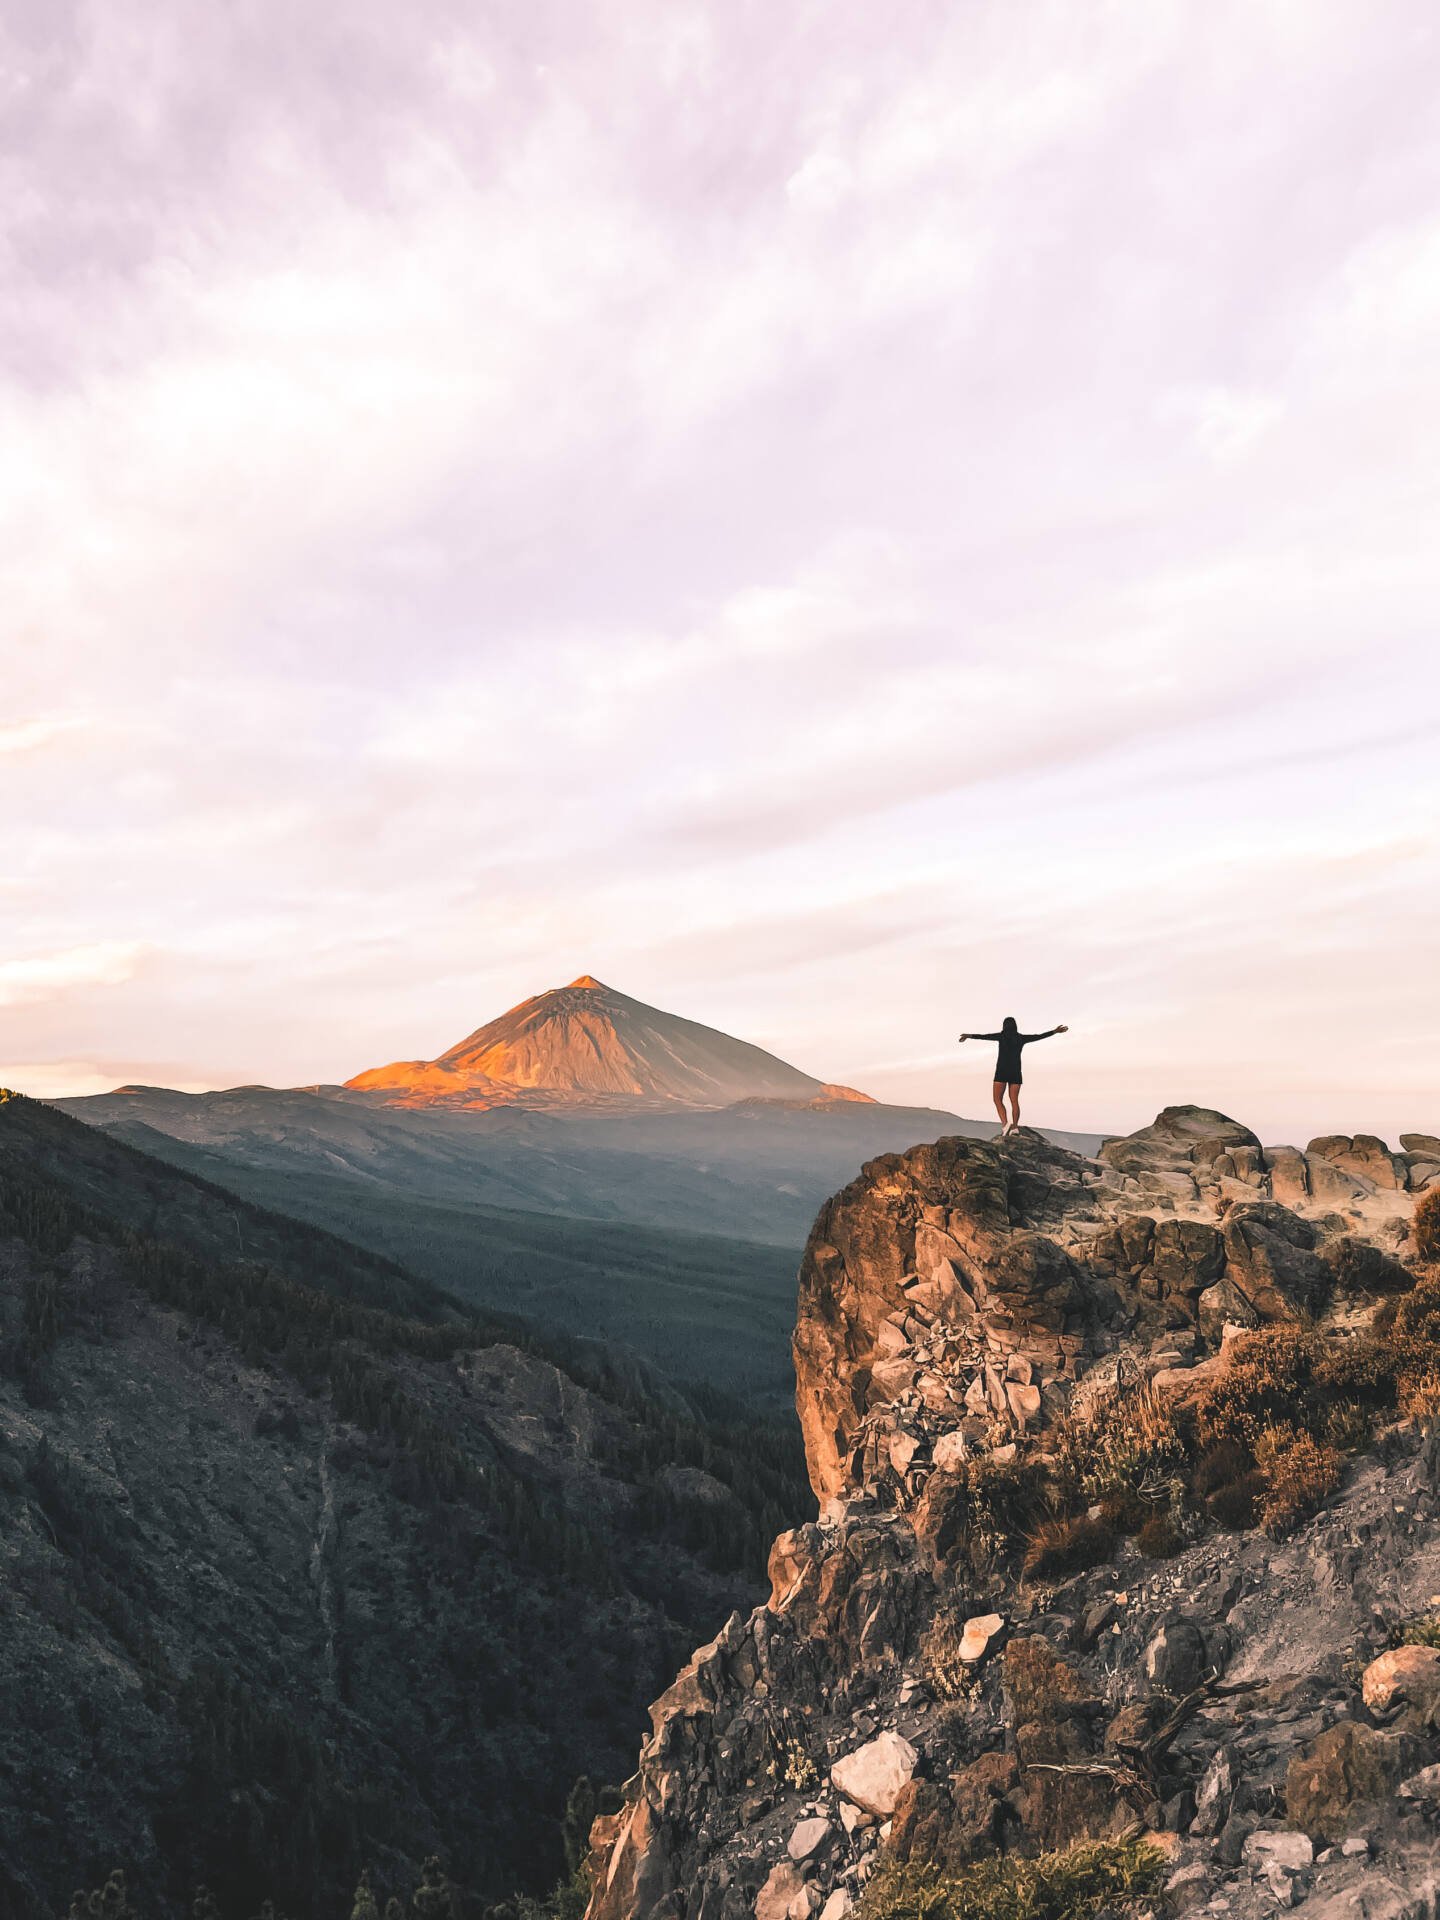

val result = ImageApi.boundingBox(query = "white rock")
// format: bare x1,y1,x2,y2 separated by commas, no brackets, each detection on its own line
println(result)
959,1612,1006,1663
788,1816,832,1863
838,1801,873,1835
932,1429,968,1473
1400,1763,1440,1801
755,1863,807,1920
818,1894,853,1920
830,1731,919,1816
1242,1830,1314,1872
1340,1835,1373,1856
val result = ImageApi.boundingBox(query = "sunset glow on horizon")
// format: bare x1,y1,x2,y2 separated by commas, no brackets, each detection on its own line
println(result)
3,1,1439,1146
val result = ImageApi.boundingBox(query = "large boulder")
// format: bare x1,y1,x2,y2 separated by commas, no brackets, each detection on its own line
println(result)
1099,1107,1260,1178
1308,1134,1405,1191
1361,1644,1440,1718
1286,1721,1421,1843
1220,1203,1328,1322
830,1731,918,1815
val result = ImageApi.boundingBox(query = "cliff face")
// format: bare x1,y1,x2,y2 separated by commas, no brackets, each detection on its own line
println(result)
586,1108,1440,1920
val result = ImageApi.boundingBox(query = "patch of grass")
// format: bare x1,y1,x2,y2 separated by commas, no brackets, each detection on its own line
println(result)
1022,1513,1115,1582
1393,1612,1440,1651
858,1836,1165,1920
921,1611,982,1702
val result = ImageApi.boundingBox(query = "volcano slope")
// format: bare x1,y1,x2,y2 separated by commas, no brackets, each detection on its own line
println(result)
584,1106,1440,1920
0,1093,807,1920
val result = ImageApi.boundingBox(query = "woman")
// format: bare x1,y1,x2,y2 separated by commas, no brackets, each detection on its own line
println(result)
958,1016,1069,1136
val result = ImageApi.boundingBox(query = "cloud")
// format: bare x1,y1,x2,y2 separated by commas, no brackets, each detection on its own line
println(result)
0,942,145,1007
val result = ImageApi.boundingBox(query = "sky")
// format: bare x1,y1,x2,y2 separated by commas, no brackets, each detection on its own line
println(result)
3,0,1439,1146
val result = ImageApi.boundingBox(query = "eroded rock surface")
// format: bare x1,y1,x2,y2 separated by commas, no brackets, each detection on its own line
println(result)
585,1108,1440,1920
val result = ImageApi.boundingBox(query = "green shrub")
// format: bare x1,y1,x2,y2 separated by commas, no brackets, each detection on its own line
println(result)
857,1835,1165,1920
1392,1612,1440,1650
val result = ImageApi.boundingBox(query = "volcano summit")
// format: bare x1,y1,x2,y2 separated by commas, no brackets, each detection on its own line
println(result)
344,976,873,1110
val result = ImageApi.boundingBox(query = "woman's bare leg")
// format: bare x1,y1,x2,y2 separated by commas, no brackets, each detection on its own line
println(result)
1007,1084,1021,1131
992,1081,1007,1128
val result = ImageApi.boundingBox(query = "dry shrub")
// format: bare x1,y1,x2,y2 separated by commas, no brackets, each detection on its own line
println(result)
1096,1488,1149,1535
1055,1385,1188,1515
1416,1189,1440,1262
1194,1327,1316,1448
1135,1509,1184,1558
1326,1236,1411,1295
1254,1424,1343,1536
1022,1512,1115,1582
1205,1473,1265,1530
1399,1365,1440,1421
1190,1439,1251,1500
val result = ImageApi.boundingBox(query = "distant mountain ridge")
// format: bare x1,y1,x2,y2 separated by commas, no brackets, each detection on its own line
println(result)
344,975,874,1109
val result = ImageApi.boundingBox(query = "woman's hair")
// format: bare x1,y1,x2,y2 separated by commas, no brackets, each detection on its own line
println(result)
1001,1015,1018,1032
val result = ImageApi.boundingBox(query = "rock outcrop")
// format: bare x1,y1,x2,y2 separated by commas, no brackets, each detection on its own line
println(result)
585,1106,1440,1920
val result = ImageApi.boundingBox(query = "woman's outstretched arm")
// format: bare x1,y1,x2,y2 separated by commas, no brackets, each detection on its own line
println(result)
1021,1025,1069,1043
960,1031,1003,1042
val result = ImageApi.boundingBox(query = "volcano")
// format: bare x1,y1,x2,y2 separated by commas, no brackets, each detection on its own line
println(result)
344,975,874,1109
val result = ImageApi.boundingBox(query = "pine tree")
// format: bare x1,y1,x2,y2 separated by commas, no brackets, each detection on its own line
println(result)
351,1871,383,1920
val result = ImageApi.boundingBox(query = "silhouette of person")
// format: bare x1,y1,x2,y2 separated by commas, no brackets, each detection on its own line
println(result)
958,1016,1069,1136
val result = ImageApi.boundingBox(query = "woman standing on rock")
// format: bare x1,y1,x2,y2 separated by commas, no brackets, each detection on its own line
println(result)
958,1016,1068,1136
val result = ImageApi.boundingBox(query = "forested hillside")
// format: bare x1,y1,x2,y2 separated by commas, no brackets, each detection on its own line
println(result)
0,1094,807,1919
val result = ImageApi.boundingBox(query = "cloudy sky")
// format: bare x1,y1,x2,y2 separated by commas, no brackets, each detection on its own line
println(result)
3,0,1438,1144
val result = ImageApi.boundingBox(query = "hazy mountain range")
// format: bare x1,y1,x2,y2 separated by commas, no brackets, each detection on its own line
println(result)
56,979,1101,1405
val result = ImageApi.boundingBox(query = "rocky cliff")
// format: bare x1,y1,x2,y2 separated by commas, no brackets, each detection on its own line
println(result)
585,1107,1440,1920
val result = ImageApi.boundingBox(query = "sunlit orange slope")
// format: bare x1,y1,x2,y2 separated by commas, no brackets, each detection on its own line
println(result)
345,975,875,1110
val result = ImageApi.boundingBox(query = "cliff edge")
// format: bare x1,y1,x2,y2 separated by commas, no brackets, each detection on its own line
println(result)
586,1106,1440,1920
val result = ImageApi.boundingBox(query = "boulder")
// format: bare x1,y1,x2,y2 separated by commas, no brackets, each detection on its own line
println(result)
1243,1830,1313,1872
1191,1743,1237,1837
931,1430,968,1474
817,1894,852,1920
1145,1219,1225,1305
1402,1133,1440,1159
787,1816,832,1863
886,1753,1018,1867
959,1613,1006,1663
1099,1107,1260,1177
1263,1145,1310,1208
1142,1616,1211,1697
1285,1720,1420,1843
756,1862,810,1920
1360,1643,1440,1716
1220,1203,1328,1321
1308,1134,1404,1190
831,1731,919,1816
1197,1275,1261,1346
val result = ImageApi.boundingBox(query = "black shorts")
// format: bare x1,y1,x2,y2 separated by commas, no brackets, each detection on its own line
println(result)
994,1072,1022,1087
